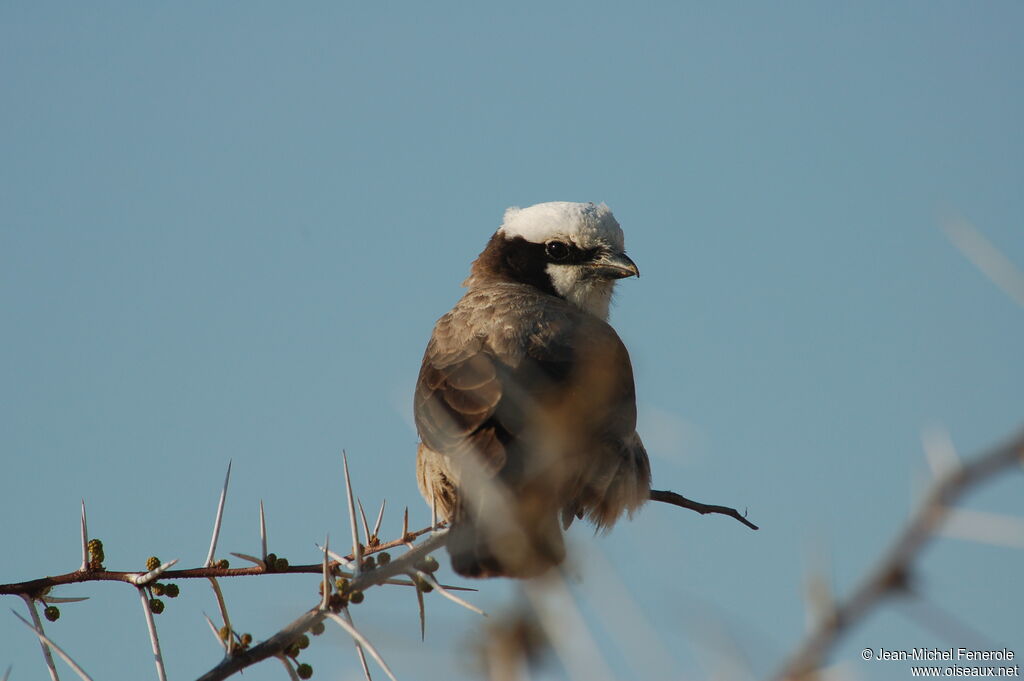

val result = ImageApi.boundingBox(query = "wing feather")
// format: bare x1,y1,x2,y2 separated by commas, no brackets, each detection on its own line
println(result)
414,285,641,496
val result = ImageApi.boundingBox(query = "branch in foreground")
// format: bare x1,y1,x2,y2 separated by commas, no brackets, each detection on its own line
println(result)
195,531,450,681
773,427,1024,681
649,489,759,530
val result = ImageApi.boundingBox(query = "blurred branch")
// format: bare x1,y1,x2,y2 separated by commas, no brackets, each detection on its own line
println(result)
773,426,1024,681
944,217,1024,307
650,489,759,530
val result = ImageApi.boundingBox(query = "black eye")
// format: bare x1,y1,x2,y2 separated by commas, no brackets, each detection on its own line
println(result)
545,240,570,261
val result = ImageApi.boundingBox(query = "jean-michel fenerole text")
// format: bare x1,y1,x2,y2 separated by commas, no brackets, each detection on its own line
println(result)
873,648,1015,662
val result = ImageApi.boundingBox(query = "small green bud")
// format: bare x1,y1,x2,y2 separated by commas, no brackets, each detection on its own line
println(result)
44,606,60,622
362,555,376,570
219,626,231,641
217,558,230,569
417,577,434,593
146,556,160,571
286,643,300,658
275,557,289,571
421,555,439,573
297,663,313,679
151,583,165,596
240,633,253,647
377,551,391,566
348,590,364,604
87,539,104,567
310,621,326,636
165,583,180,598
149,598,165,614
297,634,310,649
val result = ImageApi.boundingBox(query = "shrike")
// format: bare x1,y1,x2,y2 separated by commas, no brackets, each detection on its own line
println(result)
414,201,650,577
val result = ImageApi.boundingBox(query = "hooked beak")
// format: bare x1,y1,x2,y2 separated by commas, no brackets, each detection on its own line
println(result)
587,251,639,280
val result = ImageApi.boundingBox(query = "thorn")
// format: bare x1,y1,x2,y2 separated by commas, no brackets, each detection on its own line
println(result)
342,451,363,576
203,613,227,651
131,559,179,586
276,654,302,681
259,499,268,563
40,596,90,605
80,499,89,572
316,542,356,571
412,570,485,616
13,607,94,681
373,499,387,540
19,595,58,680
357,498,373,546
205,461,233,567
321,535,331,611
326,611,398,681
230,552,264,566
208,577,234,657
138,588,168,681
415,580,426,641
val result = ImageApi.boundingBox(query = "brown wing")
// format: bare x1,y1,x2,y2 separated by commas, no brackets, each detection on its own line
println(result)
414,286,638,482
415,338,508,473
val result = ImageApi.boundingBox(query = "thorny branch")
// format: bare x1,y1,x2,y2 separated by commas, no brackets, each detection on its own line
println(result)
773,427,1024,681
0,524,441,597
195,532,450,681
1,448,760,681
0,487,755,598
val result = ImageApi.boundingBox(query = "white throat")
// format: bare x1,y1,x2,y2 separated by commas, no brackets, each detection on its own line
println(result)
546,264,614,319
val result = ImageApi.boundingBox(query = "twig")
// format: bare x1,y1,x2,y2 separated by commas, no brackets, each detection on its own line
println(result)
649,489,759,530
772,427,1024,680
196,609,326,681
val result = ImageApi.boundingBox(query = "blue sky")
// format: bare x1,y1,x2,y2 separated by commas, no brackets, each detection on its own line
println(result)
2,3,1021,680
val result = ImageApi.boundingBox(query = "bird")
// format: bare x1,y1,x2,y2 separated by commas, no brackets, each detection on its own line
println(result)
414,201,651,578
